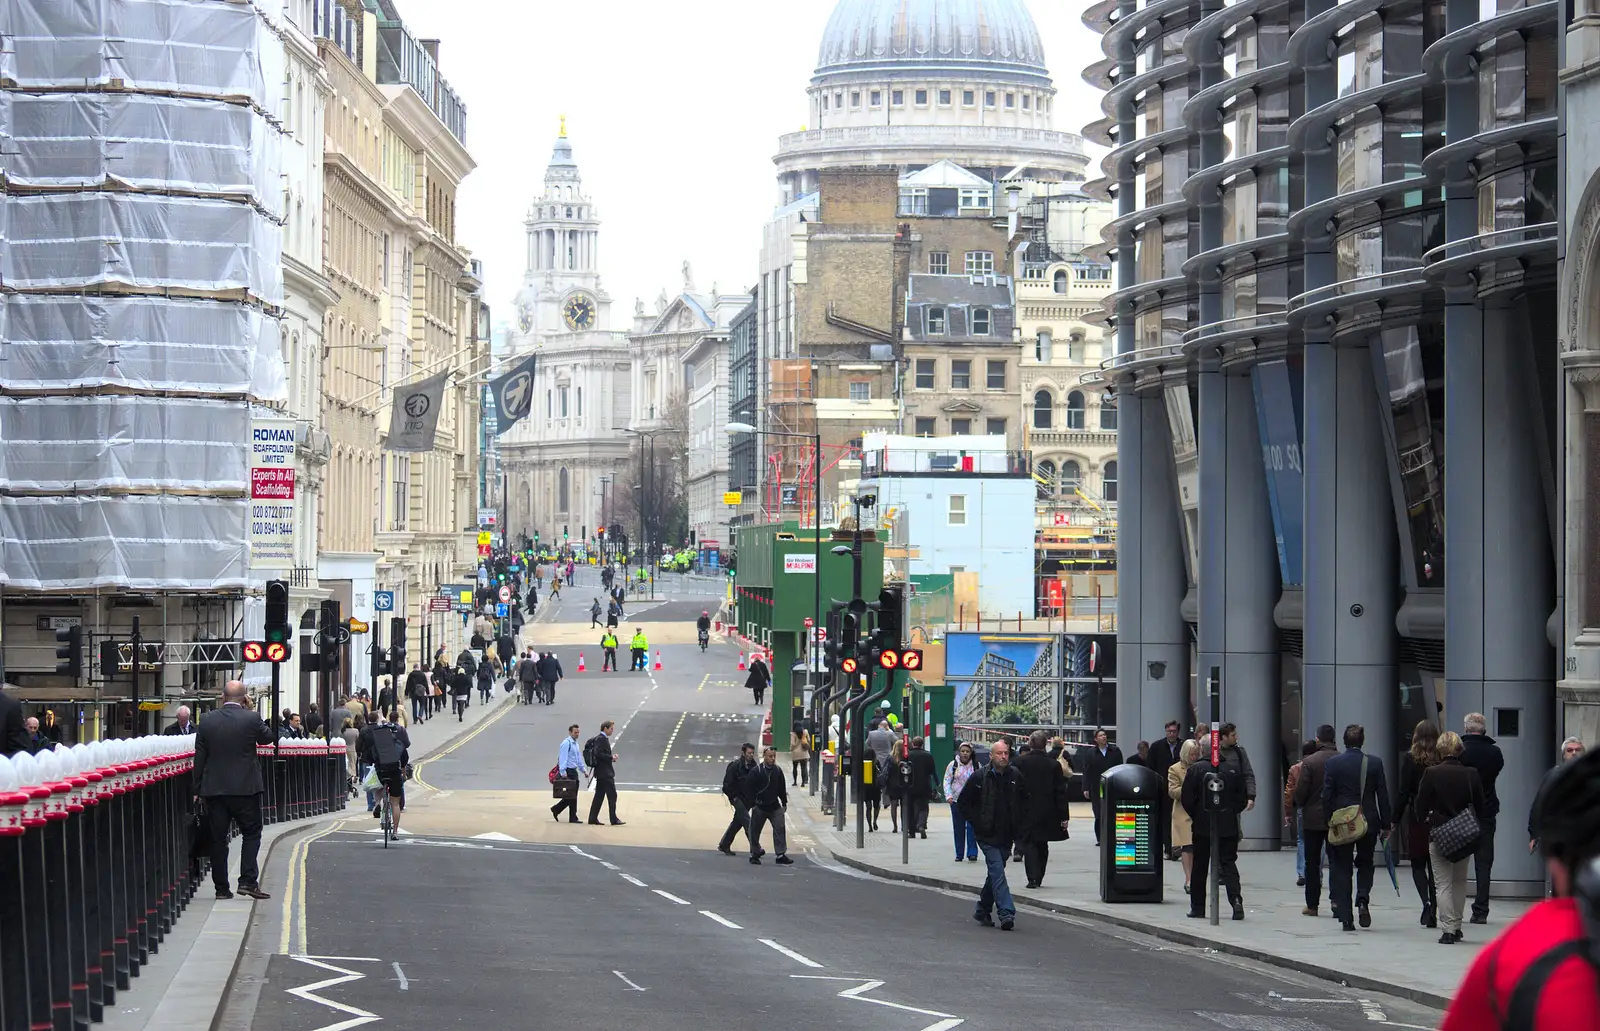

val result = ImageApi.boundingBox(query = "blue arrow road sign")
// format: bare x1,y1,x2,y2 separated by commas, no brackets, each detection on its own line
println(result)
374,591,394,612
496,603,509,618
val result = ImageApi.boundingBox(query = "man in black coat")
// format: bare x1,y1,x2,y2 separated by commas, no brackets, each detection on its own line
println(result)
743,747,792,865
1078,727,1124,846
905,736,939,837
405,664,430,724
716,743,757,855
0,686,28,758
1148,720,1184,857
1182,746,1250,920
193,680,274,900
164,705,198,736
957,738,1030,930
1320,723,1392,931
1458,711,1504,924
586,720,624,825
537,652,564,706
1015,730,1071,888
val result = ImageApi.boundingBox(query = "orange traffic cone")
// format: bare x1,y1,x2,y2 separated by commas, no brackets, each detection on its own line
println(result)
577,652,586,672
737,651,746,671
653,650,662,671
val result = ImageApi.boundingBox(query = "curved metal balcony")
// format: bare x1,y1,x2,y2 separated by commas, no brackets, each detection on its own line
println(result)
1083,0,1122,35
1181,311,1291,354
1082,176,1116,204
1103,196,1189,239
1104,125,1192,181
1180,232,1292,282
1182,64,1293,131
1421,222,1558,281
1095,340,1194,391
1420,2,1557,82
1185,0,1299,63
1103,59,1192,122
1287,0,1389,69
1083,239,1117,265
1418,117,1559,180
1083,56,1121,92
1102,0,1194,56
1288,266,1428,327
1286,176,1432,242
1083,116,1120,149
1103,274,1190,314
1288,75,1429,154
1182,145,1292,206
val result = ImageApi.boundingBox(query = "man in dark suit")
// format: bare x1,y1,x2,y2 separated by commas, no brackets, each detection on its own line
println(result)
906,736,939,837
193,680,274,900
1182,744,1250,920
0,686,30,757
1148,720,1184,858
1015,730,1071,888
1321,723,1392,932
163,705,197,735
1078,727,1125,846
586,720,624,825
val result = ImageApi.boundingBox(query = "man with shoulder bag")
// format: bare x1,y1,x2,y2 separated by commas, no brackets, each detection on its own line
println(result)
1321,724,1392,932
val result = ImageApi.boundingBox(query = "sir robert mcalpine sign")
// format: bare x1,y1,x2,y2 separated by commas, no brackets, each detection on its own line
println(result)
250,416,297,567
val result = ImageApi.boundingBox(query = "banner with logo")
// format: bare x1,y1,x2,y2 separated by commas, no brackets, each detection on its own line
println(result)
490,353,537,435
385,370,450,452
249,415,297,567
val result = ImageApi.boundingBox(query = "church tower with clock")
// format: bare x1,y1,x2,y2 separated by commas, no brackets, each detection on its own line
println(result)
499,120,632,550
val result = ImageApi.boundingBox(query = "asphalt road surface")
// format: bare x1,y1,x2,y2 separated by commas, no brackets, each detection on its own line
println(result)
225,575,1444,1031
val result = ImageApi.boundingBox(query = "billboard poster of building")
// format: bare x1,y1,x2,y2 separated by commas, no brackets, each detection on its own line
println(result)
946,631,1117,732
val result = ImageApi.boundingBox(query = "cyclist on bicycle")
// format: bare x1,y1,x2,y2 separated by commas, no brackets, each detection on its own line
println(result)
358,713,411,836
696,610,711,651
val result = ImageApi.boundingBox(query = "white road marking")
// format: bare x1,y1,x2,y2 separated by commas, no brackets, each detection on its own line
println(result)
286,956,381,1031
620,874,648,887
612,970,647,992
653,890,691,905
1266,995,1357,1004
568,844,601,860
600,861,620,870
391,962,408,990
699,910,742,929
471,832,519,842
759,939,823,968
791,975,962,1029
1359,999,1388,1022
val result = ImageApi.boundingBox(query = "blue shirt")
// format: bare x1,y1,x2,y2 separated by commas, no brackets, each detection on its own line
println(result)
558,735,588,776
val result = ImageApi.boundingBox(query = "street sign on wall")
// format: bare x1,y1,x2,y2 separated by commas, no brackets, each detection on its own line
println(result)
374,591,395,612
249,416,297,567
723,491,742,505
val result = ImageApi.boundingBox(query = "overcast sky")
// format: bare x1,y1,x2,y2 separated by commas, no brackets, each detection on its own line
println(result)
393,0,1106,328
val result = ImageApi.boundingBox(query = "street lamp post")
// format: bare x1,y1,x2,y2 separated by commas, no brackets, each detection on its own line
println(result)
726,422,822,751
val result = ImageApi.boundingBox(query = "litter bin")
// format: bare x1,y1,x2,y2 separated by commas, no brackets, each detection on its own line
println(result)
821,752,836,812
1099,764,1165,903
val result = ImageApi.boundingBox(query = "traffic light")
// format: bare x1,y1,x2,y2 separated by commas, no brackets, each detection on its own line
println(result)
54,624,83,678
319,599,341,671
265,579,291,645
563,524,569,540
389,617,407,673
876,585,904,649
370,644,390,678
533,529,540,542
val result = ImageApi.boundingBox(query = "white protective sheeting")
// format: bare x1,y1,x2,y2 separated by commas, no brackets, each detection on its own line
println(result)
0,397,250,491
0,92,285,220
0,496,249,591
2,192,284,302
0,295,286,399
0,0,285,120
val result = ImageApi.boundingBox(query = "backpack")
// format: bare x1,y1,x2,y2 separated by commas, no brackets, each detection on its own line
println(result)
583,734,601,769
370,724,402,766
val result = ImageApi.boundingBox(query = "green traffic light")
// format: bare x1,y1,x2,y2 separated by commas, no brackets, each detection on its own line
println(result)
265,627,288,645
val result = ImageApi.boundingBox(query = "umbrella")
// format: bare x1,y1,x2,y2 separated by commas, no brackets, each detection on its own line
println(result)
1380,834,1401,895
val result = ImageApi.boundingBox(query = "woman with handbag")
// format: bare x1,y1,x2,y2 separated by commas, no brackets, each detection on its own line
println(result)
1169,739,1198,893
1395,720,1443,927
1415,730,1487,945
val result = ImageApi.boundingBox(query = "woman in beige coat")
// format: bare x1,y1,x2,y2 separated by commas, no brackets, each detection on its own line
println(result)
1169,738,1200,893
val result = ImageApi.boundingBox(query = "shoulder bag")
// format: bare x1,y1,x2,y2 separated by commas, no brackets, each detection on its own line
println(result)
1327,755,1369,846
1431,804,1482,863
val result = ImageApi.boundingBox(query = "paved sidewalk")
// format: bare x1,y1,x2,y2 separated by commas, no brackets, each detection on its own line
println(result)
792,786,1528,1008
98,687,515,1031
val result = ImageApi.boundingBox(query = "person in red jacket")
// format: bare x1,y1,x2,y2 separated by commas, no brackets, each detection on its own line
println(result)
1441,746,1599,1029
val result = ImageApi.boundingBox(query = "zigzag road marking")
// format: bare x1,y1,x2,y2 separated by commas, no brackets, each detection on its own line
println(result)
792,974,965,1031
287,956,383,1031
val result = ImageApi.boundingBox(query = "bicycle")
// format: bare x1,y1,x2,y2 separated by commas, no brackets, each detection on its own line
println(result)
699,628,709,653
377,782,395,847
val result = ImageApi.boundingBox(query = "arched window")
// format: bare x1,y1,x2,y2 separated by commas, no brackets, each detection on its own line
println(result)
1103,461,1118,502
1099,396,1118,430
1036,459,1056,500
1063,460,1083,489
1033,389,1054,429
1066,391,1086,429
1053,269,1068,294
558,467,570,513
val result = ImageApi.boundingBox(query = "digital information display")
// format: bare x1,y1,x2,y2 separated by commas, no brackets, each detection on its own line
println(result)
1112,800,1155,871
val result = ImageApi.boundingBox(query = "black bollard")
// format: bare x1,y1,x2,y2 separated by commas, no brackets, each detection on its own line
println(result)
19,786,60,1031
80,766,107,1021
0,789,36,1031
41,783,78,1031
58,772,92,1031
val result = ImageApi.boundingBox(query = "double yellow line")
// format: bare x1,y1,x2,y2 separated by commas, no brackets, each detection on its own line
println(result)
278,818,347,955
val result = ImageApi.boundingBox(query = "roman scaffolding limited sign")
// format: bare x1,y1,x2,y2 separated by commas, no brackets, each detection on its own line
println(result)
250,416,297,567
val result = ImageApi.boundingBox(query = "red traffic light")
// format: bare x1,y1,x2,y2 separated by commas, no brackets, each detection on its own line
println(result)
878,649,900,670
242,641,265,663
900,649,923,671
840,657,858,674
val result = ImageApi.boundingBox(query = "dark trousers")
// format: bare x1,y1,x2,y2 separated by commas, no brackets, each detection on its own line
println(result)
1328,831,1378,920
908,796,929,834
791,761,807,786
1303,828,1329,909
717,803,750,851
207,794,263,892
411,696,424,723
1091,793,1103,843
752,684,765,705
603,648,617,670
543,679,557,705
631,648,645,670
1471,818,1496,918
551,768,581,822
1023,838,1050,886
1190,834,1242,913
588,774,619,823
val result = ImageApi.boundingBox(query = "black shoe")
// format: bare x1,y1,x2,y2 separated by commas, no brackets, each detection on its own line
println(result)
568,818,580,824
588,819,603,825
775,855,794,866
718,847,736,856
215,889,235,900
1438,932,1456,944
237,885,270,900
967,856,978,862
749,856,761,864
1232,900,1245,921
610,820,626,826
551,806,562,822
1024,881,1041,889
1469,913,1488,925
999,919,1014,931
955,857,966,863
974,912,994,927
1358,904,1371,928
920,832,927,839
1296,877,1306,887
1186,910,1205,919
1342,920,1356,932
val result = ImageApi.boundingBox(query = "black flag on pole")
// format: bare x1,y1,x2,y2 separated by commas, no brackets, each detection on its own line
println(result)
490,353,538,435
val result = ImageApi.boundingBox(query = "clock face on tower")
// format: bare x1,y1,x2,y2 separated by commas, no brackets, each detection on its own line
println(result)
563,294,596,331
516,302,535,335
